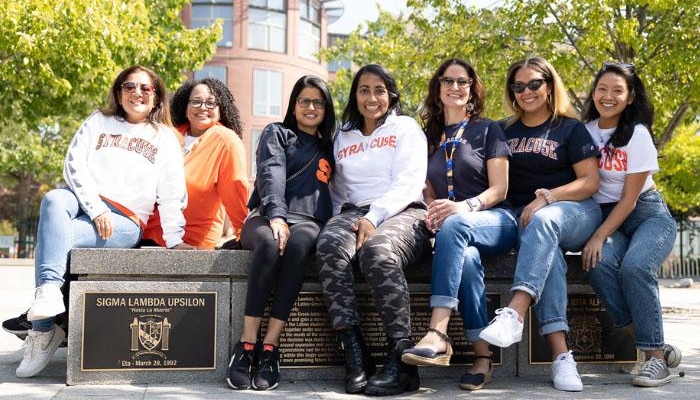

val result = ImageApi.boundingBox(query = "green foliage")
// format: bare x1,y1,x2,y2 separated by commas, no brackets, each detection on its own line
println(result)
322,0,699,212
657,124,700,216
0,0,221,248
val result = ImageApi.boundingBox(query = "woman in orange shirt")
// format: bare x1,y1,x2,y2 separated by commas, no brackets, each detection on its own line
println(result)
142,77,250,248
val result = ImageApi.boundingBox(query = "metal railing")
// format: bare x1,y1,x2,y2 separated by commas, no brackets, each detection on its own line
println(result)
660,257,700,279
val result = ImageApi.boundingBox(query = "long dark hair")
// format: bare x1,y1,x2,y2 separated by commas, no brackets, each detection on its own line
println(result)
283,75,335,149
170,77,244,136
101,65,170,127
420,58,485,155
582,62,653,147
341,64,402,132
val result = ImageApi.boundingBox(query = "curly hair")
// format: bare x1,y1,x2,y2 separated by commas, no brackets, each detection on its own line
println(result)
420,58,486,155
582,62,654,148
101,65,170,127
170,77,243,137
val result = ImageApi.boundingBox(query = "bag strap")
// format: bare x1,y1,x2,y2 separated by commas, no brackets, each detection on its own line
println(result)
286,148,321,182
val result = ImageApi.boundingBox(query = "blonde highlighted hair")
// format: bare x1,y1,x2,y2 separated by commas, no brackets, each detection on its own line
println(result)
502,56,578,127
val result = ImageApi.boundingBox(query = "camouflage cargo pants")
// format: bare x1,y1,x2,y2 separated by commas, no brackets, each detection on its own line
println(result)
316,204,431,339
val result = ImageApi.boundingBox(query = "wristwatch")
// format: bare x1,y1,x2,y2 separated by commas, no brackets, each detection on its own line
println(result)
466,197,483,211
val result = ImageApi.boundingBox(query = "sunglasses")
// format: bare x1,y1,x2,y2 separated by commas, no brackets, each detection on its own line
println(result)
188,99,218,109
602,61,636,72
121,81,155,94
510,79,547,94
439,77,473,88
297,98,326,109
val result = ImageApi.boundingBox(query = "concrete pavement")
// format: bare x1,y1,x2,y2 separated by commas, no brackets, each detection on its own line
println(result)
1,261,698,399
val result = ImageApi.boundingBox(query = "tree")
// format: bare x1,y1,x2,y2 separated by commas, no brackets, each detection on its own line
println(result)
656,124,700,217
322,0,699,213
0,0,221,255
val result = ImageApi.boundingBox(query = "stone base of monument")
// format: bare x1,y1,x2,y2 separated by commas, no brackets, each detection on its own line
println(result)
66,249,636,385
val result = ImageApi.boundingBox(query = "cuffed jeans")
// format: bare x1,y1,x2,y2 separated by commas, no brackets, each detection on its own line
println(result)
512,198,601,336
586,190,676,350
430,207,518,341
33,188,141,331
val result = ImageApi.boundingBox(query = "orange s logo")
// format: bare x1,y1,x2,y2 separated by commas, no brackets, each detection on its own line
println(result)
316,158,331,184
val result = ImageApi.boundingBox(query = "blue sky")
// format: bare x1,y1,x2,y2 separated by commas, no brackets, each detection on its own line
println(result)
328,0,499,34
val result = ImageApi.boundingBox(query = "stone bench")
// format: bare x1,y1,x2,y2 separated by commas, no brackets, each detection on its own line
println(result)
66,248,636,385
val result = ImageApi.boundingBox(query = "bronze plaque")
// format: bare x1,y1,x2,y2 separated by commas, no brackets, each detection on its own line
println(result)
265,291,501,367
529,293,636,364
81,292,217,371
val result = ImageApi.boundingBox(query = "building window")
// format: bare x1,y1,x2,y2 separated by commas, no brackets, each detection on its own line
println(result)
298,0,321,61
248,0,286,53
191,0,233,47
250,128,263,177
194,65,228,84
253,69,282,117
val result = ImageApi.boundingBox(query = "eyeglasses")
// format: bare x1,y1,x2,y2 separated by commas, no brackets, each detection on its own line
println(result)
296,98,326,109
510,79,547,94
602,61,636,72
121,82,155,95
188,99,218,109
439,77,473,88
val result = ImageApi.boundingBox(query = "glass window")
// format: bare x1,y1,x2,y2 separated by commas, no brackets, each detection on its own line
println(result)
248,1,286,53
298,0,321,60
191,0,233,47
253,69,282,117
193,65,227,84
250,128,263,177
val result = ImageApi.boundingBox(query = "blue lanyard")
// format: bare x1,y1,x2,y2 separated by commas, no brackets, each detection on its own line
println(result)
440,119,469,201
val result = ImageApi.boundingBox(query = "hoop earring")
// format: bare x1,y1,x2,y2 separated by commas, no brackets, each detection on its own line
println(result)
466,102,475,113
512,99,520,111
547,94,553,112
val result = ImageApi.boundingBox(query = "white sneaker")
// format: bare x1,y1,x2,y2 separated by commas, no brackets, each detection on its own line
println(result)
27,284,65,321
16,325,66,378
478,307,523,348
551,351,583,391
663,343,682,368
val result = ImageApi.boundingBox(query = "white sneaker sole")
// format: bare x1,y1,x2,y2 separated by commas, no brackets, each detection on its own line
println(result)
478,329,522,348
16,327,66,378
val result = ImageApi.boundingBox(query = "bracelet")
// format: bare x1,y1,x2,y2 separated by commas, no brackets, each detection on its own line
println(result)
270,219,288,228
466,197,483,212
535,188,557,205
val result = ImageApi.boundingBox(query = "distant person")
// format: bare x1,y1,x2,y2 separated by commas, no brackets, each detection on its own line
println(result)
13,65,190,379
141,77,249,249
226,75,335,391
400,59,517,391
478,57,601,392
581,61,681,387
316,64,432,396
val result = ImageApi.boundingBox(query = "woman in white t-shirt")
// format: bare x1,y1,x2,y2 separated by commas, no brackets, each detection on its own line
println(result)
581,61,680,388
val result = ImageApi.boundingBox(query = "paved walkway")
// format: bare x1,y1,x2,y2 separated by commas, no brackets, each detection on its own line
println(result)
1,262,698,399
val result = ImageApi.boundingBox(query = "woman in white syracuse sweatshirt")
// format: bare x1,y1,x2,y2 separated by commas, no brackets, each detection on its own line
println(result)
315,64,432,396
14,65,190,379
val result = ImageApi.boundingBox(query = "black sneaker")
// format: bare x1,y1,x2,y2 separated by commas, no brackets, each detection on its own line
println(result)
253,344,280,391
227,341,257,390
3,311,68,347
3,311,32,339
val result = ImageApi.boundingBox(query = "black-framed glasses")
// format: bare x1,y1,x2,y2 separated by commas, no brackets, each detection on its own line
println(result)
510,79,547,94
439,77,473,88
121,81,155,95
602,61,636,72
296,98,326,109
188,99,218,109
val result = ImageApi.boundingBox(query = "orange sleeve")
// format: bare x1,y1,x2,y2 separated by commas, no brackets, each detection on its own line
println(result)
216,133,250,237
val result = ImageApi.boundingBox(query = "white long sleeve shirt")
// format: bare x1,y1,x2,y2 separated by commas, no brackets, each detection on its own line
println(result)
330,112,427,226
63,111,187,247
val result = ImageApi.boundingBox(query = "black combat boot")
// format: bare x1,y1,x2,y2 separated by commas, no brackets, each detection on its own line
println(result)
338,326,376,393
365,337,420,396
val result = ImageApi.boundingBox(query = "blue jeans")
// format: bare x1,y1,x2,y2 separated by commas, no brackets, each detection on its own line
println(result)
33,188,142,331
512,198,601,336
586,190,676,350
430,207,518,341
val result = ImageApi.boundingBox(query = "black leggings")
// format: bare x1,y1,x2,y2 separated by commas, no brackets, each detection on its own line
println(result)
240,216,322,321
